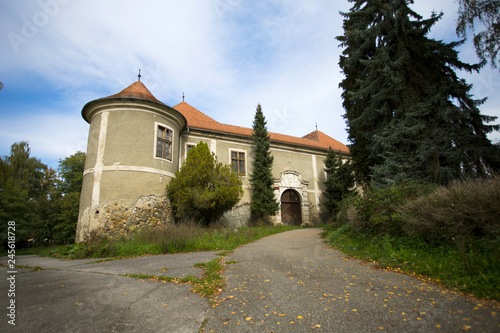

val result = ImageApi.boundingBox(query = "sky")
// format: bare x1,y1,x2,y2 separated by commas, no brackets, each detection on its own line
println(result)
1,0,499,170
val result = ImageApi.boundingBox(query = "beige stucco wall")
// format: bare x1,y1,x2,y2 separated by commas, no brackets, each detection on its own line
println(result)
75,99,186,241
179,129,337,226
76,97,348,240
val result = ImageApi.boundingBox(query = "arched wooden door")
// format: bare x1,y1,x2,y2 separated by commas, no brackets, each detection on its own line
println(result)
281,189,302,226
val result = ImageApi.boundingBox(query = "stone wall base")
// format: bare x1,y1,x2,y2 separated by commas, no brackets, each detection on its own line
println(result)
85,195,174,240
218,202,252,228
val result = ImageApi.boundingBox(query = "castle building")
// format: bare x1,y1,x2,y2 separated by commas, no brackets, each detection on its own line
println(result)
75,80,349,241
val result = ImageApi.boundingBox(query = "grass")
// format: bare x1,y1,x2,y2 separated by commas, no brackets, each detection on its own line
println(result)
39,224,299,259
323,177,500,302
1,224,298,302
322,224,500,301
2,246,58,257
123,257,225,299
0,264,44,271
192,257,225,298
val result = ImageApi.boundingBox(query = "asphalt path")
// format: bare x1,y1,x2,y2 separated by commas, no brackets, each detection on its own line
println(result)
202,228,499,332
0,252,220,333
1,228,498,332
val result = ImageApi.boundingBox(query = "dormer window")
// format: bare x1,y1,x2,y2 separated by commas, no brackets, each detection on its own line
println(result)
156,125,173,160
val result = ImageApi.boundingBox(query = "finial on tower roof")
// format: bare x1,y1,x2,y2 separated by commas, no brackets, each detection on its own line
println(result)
182,92,185,102
138,69,141,81
315,122,318,131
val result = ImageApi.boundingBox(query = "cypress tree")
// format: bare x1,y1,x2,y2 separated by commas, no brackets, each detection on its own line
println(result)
250,104,279,221
338,0,500,186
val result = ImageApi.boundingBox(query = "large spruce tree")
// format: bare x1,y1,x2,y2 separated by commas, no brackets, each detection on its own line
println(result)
456,0,500,69
250,104,279,221
338,0,500,186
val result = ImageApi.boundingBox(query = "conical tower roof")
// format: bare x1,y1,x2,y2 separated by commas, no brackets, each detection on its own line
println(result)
81,81,180,124
105,81,164,104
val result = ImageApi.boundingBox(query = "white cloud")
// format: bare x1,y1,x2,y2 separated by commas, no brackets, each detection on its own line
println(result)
0,0,498,166
0,112,88,167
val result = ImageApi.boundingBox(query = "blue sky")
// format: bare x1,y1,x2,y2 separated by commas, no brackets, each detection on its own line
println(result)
1,0,499,170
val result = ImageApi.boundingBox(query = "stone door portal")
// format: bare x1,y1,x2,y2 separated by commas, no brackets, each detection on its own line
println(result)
281,189,302,226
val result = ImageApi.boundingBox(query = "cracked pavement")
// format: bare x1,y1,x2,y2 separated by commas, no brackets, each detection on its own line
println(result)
1,229,499,332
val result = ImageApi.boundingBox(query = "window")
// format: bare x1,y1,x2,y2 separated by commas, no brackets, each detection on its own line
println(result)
184,143,196,160
231,150,246,176
156,125,172,160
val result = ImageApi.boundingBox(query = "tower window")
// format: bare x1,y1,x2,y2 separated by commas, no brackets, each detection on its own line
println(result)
231,150,246,176
156,126,172,160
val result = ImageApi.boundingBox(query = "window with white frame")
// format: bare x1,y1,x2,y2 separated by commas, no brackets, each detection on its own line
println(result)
156,125,173,160
231,150,246,176
187,144,195,153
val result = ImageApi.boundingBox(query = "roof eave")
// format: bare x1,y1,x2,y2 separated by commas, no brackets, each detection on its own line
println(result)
81,96,187,129
183,126,349,155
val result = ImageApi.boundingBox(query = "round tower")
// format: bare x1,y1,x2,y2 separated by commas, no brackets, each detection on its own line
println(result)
76,81,186,241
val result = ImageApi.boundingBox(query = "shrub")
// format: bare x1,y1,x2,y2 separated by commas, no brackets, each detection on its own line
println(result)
166,142,243,226
398,176,500,244
347,180,437,236
334,195,359,226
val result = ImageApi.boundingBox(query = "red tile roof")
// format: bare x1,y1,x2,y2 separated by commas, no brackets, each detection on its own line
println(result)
106,81,164,105
173,101,349,153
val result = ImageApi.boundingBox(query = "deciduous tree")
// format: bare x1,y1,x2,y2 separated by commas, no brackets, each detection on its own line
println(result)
47,151,86,244
0,142,56,247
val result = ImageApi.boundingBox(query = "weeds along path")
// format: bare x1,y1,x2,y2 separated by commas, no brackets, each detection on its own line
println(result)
203,228,499,332
0,252,220,333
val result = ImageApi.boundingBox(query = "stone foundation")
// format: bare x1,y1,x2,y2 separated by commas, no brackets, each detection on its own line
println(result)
88,195,173,240
218,202,252,228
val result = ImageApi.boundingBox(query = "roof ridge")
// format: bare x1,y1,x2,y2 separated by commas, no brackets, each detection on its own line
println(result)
173,102,349,153
301,129,320,141
174,101,220,124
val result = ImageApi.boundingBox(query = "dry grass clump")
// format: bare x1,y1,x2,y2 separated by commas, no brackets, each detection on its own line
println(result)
398,176,500,244
50,222,298,259
326,176,500,300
